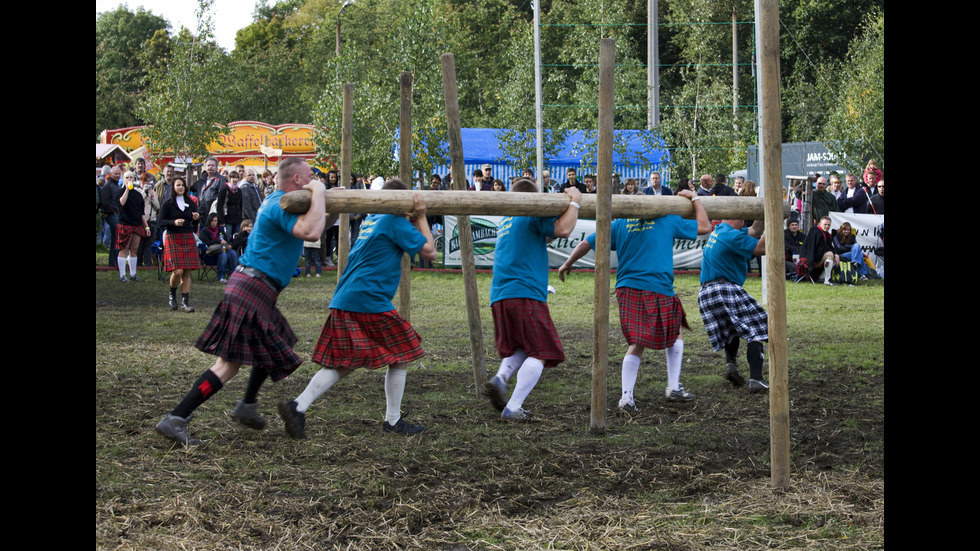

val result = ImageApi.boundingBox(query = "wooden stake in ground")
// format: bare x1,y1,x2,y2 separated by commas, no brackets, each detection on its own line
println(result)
337,83,354,277
441,52,487,393
591,38,615,436
757,0,790,490
399,71,413,321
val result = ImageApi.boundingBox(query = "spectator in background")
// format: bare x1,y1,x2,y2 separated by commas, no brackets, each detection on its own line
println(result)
710,173,738,197
696,174,714,196
240,168,263,223
115,170,149,282
480,164,495,191
101,164,122,266
870,179,884,215
622,178,640,195
832,221,869,280
560,167,586,194
159,177,200,312
811,177,840,224
199,213,238,284
642,171,672,196
492,179,507,192
838,174,869,214
217,170,244,237
828,175,844,200
582,174,597,194
140,173,160,267
863,160,882,193
675,178,694,194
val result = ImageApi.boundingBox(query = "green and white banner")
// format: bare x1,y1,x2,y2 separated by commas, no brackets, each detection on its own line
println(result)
441,216,709,270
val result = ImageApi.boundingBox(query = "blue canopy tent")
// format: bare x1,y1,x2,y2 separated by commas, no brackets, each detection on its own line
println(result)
394,128,670,191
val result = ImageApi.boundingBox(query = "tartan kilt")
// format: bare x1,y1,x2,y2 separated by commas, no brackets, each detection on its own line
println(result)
195,271,300,380
163,232,201,271
697,280,768,352
116,223,143,249
615,287,690,350
312,309,424,370
492,298,565,367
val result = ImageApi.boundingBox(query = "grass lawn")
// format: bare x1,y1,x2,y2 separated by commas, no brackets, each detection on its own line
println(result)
96,255,883,550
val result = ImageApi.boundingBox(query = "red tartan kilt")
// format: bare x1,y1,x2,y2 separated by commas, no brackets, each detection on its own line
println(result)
616,287,689,350
195,271,300,380
312,309,424,370
163,232,201,271
116,224,144,250
492,298,564,367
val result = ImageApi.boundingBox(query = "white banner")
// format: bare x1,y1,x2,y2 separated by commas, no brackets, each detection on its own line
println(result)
829,212,884,274
442,216,708,270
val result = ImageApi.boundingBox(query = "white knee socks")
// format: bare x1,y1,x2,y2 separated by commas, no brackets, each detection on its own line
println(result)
505,357,543,412
621,354,641,401
666,340,683,391
384,367,407,425
295,368,341,412
494,349,528,383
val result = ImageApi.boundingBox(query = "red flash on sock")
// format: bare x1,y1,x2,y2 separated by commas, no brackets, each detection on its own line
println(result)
198,380,213,398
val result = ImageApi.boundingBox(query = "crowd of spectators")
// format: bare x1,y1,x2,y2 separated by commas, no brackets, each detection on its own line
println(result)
99,158,882,290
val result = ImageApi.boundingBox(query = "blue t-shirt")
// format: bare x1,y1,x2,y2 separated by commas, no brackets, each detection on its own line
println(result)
240,190,302,290
586,215,697,296
699,222,758,286
490,215,557,304
329,214,427,313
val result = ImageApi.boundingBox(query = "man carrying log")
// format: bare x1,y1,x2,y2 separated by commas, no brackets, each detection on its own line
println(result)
278,178,436,438
697,217,770,392
483,179,582,421
156,158,330,446
558,189,711,412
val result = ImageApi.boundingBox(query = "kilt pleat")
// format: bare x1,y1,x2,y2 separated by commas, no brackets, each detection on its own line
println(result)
615,287,689,350
492,298,565,367
312,309,424,370
163,232,201,271
195,271,300,380
697,280,769,351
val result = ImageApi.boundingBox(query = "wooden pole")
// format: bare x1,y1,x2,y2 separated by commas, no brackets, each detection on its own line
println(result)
441,53,487,392
591,38,615,436
399,71,413,321
337,83,354,277
281,190,784,221
757,0,790,490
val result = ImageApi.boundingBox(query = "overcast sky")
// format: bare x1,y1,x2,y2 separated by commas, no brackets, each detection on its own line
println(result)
96,0,254,52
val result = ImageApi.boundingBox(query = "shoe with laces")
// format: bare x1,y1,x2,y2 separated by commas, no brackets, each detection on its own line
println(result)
501,407,534,422
156,413,201,446
725,362,746,387
382,418,425,435
748,379,769,393
229,400,267,430
617,396,638,414
484,376,508,412
278,400,306,439
666,385,696,402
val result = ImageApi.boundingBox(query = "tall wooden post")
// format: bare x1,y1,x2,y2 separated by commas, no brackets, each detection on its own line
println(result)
441,53,487,392
399,72,413,320
591,38,615,435
757,0,790,489
337,83,353,277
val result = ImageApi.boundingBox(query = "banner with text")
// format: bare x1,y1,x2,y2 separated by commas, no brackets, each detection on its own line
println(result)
441,216,708,270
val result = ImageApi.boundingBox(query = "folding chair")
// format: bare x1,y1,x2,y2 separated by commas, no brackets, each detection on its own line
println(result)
198,243,219,282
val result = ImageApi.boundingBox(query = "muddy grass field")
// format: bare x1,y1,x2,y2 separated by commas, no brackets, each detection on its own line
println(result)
96,269,883,550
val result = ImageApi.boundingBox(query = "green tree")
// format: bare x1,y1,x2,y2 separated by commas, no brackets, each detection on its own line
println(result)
96,6,170,136
822,10,883,174
138,0,232,159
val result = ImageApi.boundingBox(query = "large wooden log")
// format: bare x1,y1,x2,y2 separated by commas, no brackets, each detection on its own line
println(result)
398,71,413,321
282,189,787,221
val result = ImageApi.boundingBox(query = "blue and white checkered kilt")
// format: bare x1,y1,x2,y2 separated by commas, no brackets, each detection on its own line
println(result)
697,279,769,351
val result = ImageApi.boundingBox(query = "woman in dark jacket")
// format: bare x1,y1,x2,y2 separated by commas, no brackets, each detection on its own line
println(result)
200,213,239,284
159,178,201,311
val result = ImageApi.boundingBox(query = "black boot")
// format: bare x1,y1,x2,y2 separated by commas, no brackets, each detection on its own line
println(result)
169,287,179,310
181,293,195,313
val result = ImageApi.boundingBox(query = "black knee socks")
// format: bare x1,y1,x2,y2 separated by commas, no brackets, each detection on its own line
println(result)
242,367,269,404
725,338,740,363
172,370,224,419
747,341,764,380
